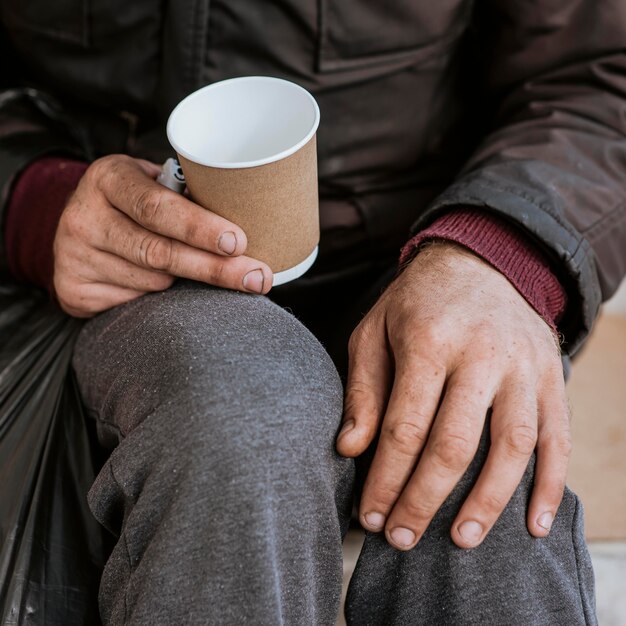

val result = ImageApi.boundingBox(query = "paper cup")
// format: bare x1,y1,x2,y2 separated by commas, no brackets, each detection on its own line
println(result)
166,76,321,286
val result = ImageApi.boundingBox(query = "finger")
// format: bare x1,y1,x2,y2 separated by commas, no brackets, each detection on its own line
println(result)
98,157,248,256
527,371,571,537
94,210,272,293
357,350,446,533
383,367,493,549
58,281,146,318
80,247,175,293
450,378,538,549
337,317,392,458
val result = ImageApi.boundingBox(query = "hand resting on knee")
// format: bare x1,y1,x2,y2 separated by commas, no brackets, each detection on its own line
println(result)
337,242,570,552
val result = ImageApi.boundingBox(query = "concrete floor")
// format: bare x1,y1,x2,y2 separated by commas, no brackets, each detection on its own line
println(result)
336,309,626,625
589,542,626,626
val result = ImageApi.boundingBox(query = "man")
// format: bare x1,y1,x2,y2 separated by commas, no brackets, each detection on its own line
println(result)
1,0,624,623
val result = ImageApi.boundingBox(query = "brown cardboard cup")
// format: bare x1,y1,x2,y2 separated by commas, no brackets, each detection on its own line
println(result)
166,76,321,285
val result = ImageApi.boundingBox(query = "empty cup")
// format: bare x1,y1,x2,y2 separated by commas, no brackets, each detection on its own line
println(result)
166,76,321,286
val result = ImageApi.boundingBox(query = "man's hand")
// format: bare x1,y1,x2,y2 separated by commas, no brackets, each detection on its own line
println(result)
337,242,570,550
53,154,273,317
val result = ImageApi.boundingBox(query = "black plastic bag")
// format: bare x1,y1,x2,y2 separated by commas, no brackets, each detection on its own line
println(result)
0,284,109,624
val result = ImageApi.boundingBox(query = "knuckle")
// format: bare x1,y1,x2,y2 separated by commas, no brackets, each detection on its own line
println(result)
348,376,380,400
348,317,381,357
366,484,402,510
346,378,372,400
417,320,448,349
502,423,537,458
57,286,93,318
479,491,508,515
507,358,535,383
384,420,429,455
90,154,122,185
135,189,164,225
399,497,433,523
138,235,174,270
548,431,572,458
87,156,110,179
104,153,131,169
431,427,475,471
100,219,121,249
53,276,72,304
348,326,367,357
97,154,119,167
60,205,81,236
344,380,379,417
206,260,226,285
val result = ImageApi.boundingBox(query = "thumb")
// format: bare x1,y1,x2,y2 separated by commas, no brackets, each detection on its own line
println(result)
337,320,392,457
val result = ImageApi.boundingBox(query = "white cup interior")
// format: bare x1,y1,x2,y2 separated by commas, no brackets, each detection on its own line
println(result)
167,76,320,169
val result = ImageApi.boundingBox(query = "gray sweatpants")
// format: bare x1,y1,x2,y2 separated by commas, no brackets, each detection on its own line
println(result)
73,279,597,625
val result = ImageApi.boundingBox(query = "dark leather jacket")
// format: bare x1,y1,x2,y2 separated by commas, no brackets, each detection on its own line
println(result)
1,0,625,354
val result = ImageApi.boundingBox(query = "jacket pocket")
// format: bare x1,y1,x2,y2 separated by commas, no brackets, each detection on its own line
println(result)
317,0,471,72
1,0,90,46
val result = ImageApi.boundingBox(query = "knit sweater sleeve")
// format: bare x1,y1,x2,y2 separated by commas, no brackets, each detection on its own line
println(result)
4,156,88,292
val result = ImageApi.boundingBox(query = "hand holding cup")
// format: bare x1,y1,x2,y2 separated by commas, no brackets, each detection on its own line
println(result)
53,154,273,317
54,76,319,316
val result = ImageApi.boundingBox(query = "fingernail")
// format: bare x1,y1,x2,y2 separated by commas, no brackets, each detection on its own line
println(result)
218,231,237,255
537,512,553,532
389,527,416,548
364,512,385,530
458,520,483,545
338,419,355,439
243,269,265,294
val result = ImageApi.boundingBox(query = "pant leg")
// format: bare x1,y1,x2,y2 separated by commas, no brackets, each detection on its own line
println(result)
345,423,598,626
72,280,355,626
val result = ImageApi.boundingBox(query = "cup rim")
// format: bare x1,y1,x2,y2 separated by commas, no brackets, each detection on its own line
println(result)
166,76,320,169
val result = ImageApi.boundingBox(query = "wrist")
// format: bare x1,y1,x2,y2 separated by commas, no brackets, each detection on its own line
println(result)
400,209,568,329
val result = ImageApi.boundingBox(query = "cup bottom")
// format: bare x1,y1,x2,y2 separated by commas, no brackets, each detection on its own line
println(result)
272,246,319,287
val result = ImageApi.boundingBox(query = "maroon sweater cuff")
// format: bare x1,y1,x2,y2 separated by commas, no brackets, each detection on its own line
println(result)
4,156,88,292
400,209,567,328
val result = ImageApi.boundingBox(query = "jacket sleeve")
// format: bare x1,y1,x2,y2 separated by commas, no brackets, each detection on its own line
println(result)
0,28,90,279
411,0,626,356
0,89,91,278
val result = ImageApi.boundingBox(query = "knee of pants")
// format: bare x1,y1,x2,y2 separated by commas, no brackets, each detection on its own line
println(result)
75,281,348,487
